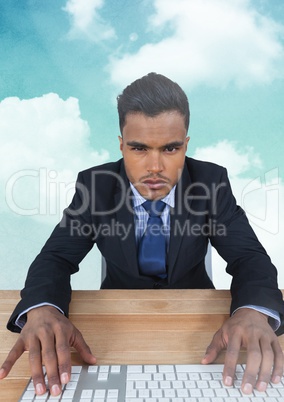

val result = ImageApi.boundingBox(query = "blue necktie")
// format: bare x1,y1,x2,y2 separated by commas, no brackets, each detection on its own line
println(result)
138,200,167,277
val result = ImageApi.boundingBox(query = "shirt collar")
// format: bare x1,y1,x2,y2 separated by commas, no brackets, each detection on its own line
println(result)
130,182,175,208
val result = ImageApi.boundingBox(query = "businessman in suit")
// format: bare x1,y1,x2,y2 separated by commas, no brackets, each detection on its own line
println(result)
1,73,284,397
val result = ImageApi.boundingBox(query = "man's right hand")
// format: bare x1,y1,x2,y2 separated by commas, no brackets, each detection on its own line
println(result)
0,306,97,396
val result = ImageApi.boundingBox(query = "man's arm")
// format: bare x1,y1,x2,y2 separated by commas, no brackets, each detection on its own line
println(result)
7,171,95,332
0,306,96,397
1,171,97,395
206,167,284,393
201,308,283,394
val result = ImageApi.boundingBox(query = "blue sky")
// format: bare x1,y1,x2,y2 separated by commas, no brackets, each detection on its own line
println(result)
1,0,284,289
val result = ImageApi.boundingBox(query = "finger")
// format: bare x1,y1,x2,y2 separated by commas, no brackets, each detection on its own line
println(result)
0,338,26,378
54,328,72,385
223,331,242,387
255,337,274,392
241,340,262,394
271,340,284,384
71,329,97,365
28,336,46,395
40,331,62,397
201,330,223,364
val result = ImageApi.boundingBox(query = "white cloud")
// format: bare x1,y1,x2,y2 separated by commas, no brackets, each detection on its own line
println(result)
0,94,109,224
108,0,284,90
193,140,262,178
192,141,284,289
63,0,116,42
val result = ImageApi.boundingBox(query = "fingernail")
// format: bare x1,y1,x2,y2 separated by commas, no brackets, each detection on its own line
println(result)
243,383,253,394
273,376,281,384
51,384,61,396
35,383,44,395
61,372,69,384
224,376,233,386
0,368,5,378
258,381,267,392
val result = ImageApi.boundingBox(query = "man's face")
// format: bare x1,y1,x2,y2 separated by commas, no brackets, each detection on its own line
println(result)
119,111,189,200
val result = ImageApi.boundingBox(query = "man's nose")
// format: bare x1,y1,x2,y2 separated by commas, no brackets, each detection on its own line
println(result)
147,151,163,173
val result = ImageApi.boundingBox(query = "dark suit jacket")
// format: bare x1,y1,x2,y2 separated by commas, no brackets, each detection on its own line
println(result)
7,157,284,335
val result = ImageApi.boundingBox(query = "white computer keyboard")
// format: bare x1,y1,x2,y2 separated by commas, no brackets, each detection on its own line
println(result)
18,364,284,401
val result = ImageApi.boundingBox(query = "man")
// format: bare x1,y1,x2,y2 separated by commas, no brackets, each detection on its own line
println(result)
1,73,284,397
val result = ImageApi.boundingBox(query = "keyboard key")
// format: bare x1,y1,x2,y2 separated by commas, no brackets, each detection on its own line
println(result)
172,380,183,388
151,389,163,398
209,380,222,388
228,388,241,397
197,380,209,388
97,372,108,381
215,388,228,397
138,389,150,398
126,380,135,390
266,388,281,397
87,365,98,373
177,372,188,381
71,366,82,374
202,388,215,397
148,380,159,389
135,380,146,389
107,389,119,398
110,365,121,373
48,395,61,401
34,393,48,400
99,365,109,373
189,388,202,397
165,373,176,380
158,365,174,373
65,381,77,389
144,365,157,373
127,365,143,373
201,373,213,380
176,388,189,397
127,373,152,381
153,373,164,381
22,390,36,399
70,373,80,381
160,380,171,389
61,389,75,398
81,389,93,398
94,389,106,398
164,389,176,397
125,390,137,398
176,364,225,373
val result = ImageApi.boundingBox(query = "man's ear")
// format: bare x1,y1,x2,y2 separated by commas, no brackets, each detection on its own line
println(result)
185,136,190,152
118,135,123,152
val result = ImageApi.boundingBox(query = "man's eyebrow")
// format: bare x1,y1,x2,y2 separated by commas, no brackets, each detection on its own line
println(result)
126,140,185,148
126,141,148,148
163,141,185,148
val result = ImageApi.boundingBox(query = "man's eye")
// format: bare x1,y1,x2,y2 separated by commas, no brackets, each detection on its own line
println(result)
165,146,177,152
132,147,146,152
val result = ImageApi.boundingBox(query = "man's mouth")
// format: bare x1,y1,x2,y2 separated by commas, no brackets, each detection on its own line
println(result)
142,179,168,190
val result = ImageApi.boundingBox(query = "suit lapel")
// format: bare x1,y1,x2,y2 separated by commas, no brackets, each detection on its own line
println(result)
114,163,140,276
167,163,192,281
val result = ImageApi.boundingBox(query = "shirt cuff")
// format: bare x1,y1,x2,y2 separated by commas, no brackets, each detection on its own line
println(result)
233,305,281,332
15,303,64,329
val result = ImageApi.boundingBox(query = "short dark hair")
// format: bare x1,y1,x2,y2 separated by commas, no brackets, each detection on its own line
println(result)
117,72,190,133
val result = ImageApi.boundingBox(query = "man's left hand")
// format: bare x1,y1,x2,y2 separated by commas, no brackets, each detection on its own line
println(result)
201,308,283,394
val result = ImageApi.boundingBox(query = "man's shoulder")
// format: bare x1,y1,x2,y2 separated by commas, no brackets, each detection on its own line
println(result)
185,156,226,179
79,159,123,176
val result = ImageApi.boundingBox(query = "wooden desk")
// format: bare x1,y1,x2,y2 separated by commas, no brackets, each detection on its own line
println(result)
0,289,283,401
